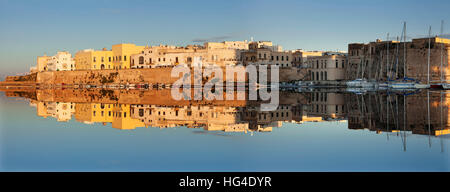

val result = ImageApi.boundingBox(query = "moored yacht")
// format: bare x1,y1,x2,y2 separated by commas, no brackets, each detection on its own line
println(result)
443,83,450,89
346,79,376,88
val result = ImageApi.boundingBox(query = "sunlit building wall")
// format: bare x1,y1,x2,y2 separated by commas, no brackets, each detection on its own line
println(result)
47,51,75,71
37,55,50,72
243,41,293,68
112,43,145,70
74,48,113,70
307,53,347,82
292,50,323,68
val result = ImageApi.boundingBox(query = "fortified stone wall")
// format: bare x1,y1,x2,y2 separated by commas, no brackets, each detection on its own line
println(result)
346,38,449,82
34,67,306,85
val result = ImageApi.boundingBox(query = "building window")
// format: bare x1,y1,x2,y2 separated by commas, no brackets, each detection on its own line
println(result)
124,56,127,61
139,56,144,64
325,71,327,80
109,57,111,62
336,60,338,68
93,57,96,62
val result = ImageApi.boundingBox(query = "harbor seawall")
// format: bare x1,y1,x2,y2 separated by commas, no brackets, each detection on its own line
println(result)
2,67,307,87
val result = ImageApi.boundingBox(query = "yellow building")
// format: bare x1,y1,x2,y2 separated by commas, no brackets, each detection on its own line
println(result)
74,48,113,70
36,101,50,118
112,44,145,69
111,104,145,129
37,55,50,72
74,103,114,123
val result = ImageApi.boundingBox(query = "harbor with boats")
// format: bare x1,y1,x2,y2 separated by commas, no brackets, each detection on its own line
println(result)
283,21,450,91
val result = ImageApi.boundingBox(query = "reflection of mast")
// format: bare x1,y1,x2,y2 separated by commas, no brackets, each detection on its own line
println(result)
386,94,390,141
403,94,407,151
427,90,431,148
396,95,400,137
440,91,444,153
389,93,397,135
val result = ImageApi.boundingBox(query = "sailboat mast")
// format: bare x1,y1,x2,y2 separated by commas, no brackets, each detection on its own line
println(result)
440,20,444,83
396,36,400,79
387,33,390,80
403,22,407,79
428,26,432,85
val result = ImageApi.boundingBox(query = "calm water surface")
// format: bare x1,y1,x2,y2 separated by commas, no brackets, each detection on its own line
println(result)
0,89,449,171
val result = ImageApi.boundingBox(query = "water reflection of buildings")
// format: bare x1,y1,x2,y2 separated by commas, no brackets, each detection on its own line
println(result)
5,89,450,138
29,100,75,122
130,105,249,132
74,103,144,129
346,91,450,137
307,92,346,120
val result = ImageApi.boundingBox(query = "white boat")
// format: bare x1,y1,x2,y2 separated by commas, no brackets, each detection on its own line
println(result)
414,84,430,89
346,79,375,88
346,87,370,94
378,82,389,88
389,82,416,89
443,83,450,89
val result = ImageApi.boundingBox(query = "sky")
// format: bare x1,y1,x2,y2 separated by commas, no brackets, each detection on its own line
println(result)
0,0,449,77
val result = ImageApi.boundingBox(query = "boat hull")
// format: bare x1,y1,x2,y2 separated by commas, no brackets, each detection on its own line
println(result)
389,83,416,89
430,84,443,89
443,84,450,90
414,84,430,89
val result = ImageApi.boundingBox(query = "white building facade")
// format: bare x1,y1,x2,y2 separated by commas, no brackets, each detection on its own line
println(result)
47,51,75,71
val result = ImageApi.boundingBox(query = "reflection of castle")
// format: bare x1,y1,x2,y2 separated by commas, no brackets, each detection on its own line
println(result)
345,91,450,136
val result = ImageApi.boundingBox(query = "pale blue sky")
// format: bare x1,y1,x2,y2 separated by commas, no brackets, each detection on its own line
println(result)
0,0,449,78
